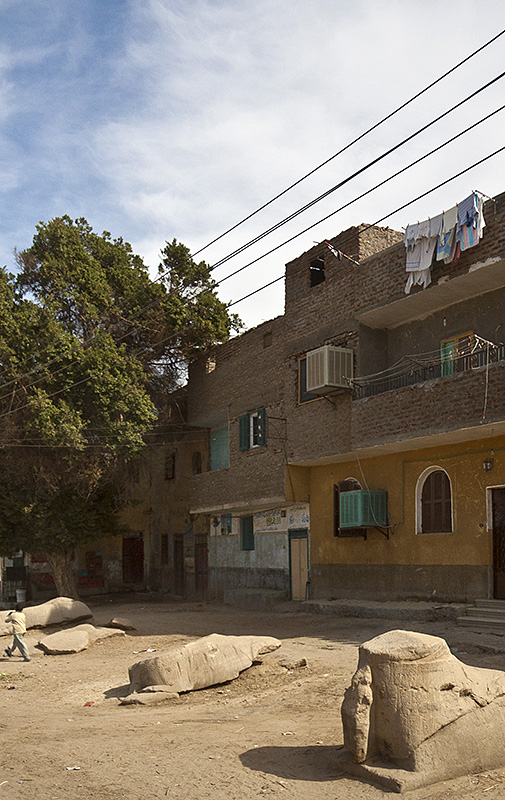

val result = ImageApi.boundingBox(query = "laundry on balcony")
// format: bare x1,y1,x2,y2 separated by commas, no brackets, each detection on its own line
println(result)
404,192,486,293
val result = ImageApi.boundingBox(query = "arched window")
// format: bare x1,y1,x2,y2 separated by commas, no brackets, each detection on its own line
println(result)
417,468,452,534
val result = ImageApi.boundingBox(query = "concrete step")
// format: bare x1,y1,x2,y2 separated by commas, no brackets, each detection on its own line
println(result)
474,598,505,609
457,614,505,629
465,607,505,618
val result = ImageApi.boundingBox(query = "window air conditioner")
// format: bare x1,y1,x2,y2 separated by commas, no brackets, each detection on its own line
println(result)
340,490,388,528
306,345,353,394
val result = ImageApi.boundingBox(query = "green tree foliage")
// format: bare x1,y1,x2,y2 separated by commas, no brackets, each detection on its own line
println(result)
0,216,239,595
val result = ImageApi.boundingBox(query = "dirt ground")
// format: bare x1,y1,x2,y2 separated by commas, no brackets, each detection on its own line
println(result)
2,598,505,800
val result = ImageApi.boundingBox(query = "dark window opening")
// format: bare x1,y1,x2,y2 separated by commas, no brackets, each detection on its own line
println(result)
192,450,202,474
309,257,325,287
164,453,176,480
298,357,321,404
160,533,169,565
263,331,273,348
421,470,452,533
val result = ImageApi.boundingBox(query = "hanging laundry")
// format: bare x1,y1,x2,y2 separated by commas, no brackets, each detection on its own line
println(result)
456,192,485,251
405,268,431,294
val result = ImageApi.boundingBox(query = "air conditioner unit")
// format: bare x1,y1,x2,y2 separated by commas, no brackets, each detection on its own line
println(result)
339,490,388,528
306,345,353,394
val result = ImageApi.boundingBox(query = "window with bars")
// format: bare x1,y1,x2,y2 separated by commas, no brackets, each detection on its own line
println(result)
419,469,452,533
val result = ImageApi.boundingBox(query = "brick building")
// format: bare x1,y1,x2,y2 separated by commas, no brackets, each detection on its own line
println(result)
186,191,505,604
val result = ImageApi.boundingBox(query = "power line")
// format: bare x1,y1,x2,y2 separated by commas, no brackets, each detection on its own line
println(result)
208,70,505,271
190,28,505,259
225,144,505,308
216,103,505,288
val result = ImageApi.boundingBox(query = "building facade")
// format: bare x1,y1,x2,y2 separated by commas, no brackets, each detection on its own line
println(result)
187,194,505,604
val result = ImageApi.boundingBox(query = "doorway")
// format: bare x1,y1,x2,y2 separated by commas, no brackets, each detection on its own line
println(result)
122,535,144,585
289,528,309,601
492,488,505,599
174,536,184,596
194,534,208,597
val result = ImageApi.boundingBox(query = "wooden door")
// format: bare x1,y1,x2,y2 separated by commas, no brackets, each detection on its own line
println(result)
289,530,308,601
492,488,505,599
174,536,184,596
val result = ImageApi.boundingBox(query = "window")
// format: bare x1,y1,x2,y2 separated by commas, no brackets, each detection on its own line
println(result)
192,450,202,475
441,332,474,376
309,257,325,287
334,479,364,538
220,514,232,535
417,468,452,534
298,357,322,404
164,453,175,480
210,426,229,470
160,533,169,565
263,331,273,348
240,516,254,550
205,357,216,373
239,407,266,450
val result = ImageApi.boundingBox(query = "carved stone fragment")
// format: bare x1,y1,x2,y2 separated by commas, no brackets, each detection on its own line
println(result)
338,629,505,791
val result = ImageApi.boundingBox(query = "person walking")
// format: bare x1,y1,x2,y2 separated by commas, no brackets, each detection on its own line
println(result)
4,602,30,662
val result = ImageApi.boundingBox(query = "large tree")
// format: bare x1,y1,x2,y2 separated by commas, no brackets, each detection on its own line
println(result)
0,216,238,596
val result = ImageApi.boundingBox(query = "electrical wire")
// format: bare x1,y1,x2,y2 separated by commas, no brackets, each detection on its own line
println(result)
216,102,505,288
207,70,505,271
218,144,505,302
4,97,503,401
190,27,505,259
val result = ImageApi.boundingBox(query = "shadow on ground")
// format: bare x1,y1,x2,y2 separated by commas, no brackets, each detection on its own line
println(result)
240,744,345,782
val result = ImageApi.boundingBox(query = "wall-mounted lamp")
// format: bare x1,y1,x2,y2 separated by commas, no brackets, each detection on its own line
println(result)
483,458,494,472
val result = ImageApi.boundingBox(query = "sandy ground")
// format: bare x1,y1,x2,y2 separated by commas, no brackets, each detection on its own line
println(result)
2,597,505,800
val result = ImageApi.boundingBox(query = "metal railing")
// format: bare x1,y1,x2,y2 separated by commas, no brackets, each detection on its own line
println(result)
353,342,505,399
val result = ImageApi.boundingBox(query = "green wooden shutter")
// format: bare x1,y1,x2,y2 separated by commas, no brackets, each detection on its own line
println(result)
239,414,250,450
441,340,456,376
256,406,267,446
240,516,254,550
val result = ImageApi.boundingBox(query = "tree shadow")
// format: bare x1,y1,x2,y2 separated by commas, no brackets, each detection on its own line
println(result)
239,744,346,782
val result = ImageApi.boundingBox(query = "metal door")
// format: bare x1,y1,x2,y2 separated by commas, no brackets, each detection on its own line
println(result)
493,488,505,599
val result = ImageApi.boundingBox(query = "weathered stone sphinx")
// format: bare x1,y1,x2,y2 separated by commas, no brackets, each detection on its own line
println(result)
339,629,505,792
128,633,281,696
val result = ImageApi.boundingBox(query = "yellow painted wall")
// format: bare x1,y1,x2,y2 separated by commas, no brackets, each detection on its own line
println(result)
305,435,505,567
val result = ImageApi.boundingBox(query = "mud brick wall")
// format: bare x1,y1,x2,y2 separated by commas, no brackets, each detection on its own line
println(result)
352,361,505,450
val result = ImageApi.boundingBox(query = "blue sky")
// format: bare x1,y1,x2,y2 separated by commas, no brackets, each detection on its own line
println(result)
1,0,505,328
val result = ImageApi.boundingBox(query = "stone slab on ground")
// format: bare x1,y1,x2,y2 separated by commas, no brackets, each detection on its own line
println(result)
104,617,136,631
128,632,281,694
120,691,179,706
1,597,92,636
38,623,124,654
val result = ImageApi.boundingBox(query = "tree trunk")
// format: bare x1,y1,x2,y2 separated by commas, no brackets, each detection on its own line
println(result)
45,551,80,599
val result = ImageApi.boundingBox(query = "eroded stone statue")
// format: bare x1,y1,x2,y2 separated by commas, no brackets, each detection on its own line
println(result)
339,629,505,792
128,633,281,696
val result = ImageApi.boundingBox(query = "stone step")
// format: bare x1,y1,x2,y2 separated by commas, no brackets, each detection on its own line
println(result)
457,614,505,628
474,598,505,609
465,607,505,618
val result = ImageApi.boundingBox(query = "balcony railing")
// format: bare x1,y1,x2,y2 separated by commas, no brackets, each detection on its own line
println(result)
353,340,505,399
